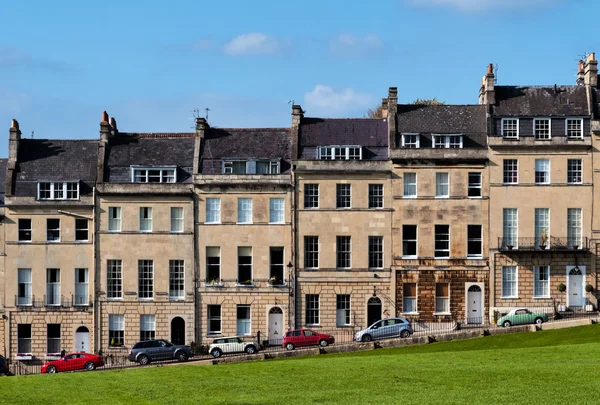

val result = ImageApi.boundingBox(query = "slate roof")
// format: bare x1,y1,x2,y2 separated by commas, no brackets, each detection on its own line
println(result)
299,118,388,147
106,133,196,183
396,105,487,134
492,85,590,116
0,158,7,206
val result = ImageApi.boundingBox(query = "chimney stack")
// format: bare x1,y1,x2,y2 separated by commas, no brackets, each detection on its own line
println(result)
387,87,398,149
97,111,111,184
193,117,209,175
479,63,495,105
291,105,304,160
380,98,388,119
577,60,585,85
9,119,21,162
100,111,111,143
584,53,598,87
109,116,118,134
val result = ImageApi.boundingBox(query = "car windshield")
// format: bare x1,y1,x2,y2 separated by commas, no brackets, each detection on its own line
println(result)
160,340,174,347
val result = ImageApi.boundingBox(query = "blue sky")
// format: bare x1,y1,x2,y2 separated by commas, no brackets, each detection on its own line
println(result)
0,0,598,156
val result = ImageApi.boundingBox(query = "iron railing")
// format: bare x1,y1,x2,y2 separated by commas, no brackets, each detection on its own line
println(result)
498,237,589,251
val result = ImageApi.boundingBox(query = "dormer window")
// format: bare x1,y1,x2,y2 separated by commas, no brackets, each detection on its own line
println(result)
401,134,420,148
318,146,362,160
131,167,176,183
566,118,583,139
37,182,79,200
534,118,551,140
222,160,280,174
501,118,519,139
432,134,463,149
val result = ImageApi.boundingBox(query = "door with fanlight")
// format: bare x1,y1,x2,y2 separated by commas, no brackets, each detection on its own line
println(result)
466,284,483,324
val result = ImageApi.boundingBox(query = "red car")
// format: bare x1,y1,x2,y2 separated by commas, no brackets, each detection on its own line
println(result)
41,352,104,374
283,329,335,350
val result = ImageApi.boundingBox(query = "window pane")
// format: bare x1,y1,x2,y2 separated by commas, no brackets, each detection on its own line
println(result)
269,198,285,223
208,305,221,334
402,225,417,258
237,198,252,223
435,173,449,197
304,236,319,268
502,266,517,297
206,198,221,223
567,159,582,184
434,225,450,258
468,173,482,197
336,236,351,268
138,260,154,299
206,247,221,282
403,173,417,197
169,260,185,299
304,184,319,208
368,236,383,269
467,225,482,258
368,184,384,208
503,209,518,247
503,160,518,184
170,207,184,232
336,184,351,208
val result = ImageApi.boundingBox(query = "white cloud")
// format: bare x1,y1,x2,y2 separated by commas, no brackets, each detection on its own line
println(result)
223,33,283,56
304,85,376,116
329,33,383,56
406,0,556,12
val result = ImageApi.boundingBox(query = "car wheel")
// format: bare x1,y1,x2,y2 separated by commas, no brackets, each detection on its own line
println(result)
176,351,188,362
137,355,150,365
85,362,96,371
400,330,410,339
211,349,222,358
503,321,512,327
245,345,257,354
47,365,57,374
319,339,329,347
285,343,294,351
361,334,372,342
535,317,544,325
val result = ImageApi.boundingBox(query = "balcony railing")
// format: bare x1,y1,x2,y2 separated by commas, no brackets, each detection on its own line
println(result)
72,294,92,307
498,237,589,251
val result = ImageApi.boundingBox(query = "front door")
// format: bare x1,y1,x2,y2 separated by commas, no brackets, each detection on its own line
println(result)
367,297,382,327
268,307,283,346
466,285,482,324
567,266,585,307
171,317,185,345
74,326,90,353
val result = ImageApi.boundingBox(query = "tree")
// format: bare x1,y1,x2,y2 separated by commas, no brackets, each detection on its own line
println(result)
365,98,445,118
364,105,384,119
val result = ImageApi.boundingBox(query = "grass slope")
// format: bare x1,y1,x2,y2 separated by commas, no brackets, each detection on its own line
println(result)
2,325,600,405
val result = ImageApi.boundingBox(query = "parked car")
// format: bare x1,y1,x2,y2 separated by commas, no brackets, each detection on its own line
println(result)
209,336,258,358
355,318,413,342
283,329,335,350
498,308,549,327
0,355,9,376
41,352,104,374
128,339,192,365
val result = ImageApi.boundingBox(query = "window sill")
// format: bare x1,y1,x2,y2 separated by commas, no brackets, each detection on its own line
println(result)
269,284,288,288
18,240,32,243
533,296,551,299
434,257,450,260
236,223,253,225
467,196,482,199
434,312,452,316
15,354,33,361
401,256,417,260
500,296,519,300
138,298,154,302
402,312,419,316
205,283,224,288
269,222,285,225
207,332,222,336
305,324,320,327
435,196,449,199
205,222,221,225
108,230,121,233
108,346,126,350
169,297,186,301
106,298,123,301
45,354,61,360
170,231,184,234
235,284,256,288
403,196,417,199
467,256,483,259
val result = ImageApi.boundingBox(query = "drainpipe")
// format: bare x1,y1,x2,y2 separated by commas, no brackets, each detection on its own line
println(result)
193,187,200,344
92,186,99,353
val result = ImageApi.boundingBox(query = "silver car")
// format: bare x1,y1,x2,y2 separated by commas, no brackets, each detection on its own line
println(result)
128,339,192,365
354,318,413,342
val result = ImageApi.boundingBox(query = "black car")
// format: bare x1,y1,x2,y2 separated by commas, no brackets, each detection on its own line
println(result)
0,355,10,376
128,339,193,365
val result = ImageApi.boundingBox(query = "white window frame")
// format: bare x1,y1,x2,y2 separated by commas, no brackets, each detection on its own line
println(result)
269,198,285,224
336,294,351,326
236,305,252,336
533,266,550,298
567,159,583,184
304,236,319,269
401,133,420,148
434,283,450,315
336,184,352,209
222,160,280,174
317,145,362,160
468,172,482,198
74,268,89,306
169,260,185,300
170,207,184,233
207,305,222,334
434,225,450,259
46,268,61,306
402,225,418,259
140,315,156,341
17,324,32,355
336,236,352,269
533,118,552,140
534,159,550,185
17,268,32,306
206,198,221,224
37,182,79,200
432,134,463,149
46,324,61,356
566,118,584,139
107,260,122,300
534,208,550,248
138,259,154,300
503,159,518,184
75,218,89,242
305,294,320,326
206,247,221,284
108,314,125,347
46,218,60,242
567,208,582,248
368,184,384,209
467,225,483,259
435,172,449,198
403,173,417,198
130,167,176,183
501,118,519,139
237,198,253,224
503,208,518,248
237,247,253,285
18,219,32,242
108,207,121,232
368,236,384,269
402,283,417,314
139,207,152,232
304,184,319,208
501,266,518,298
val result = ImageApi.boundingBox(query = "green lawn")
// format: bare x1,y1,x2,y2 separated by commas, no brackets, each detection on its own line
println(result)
2,325,600,405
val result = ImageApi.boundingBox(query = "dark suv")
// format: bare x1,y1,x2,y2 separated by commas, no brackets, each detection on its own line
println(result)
128,339,192,365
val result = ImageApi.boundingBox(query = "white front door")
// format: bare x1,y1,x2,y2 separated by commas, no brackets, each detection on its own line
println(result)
466,285,482,324
75,331,89,353
268,310,283,345
567,266,585,307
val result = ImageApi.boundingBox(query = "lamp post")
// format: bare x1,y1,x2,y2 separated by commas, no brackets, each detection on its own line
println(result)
287,261,293,330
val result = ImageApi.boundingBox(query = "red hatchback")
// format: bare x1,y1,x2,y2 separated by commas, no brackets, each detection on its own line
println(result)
283,329,335,350
41,352,104,374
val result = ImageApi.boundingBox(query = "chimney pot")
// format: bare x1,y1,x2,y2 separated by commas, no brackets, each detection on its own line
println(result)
388,87,398,99
487,64,494,75
292,105,303,115
11,119,19,130
587,53,596,63
109,117,117,130
101,111,109,123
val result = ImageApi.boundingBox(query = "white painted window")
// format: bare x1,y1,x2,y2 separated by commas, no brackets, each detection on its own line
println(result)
501,118,519,138
236,305,251,335
169,260,185,300
107,260,122,299
17,269,32,306
208,305,221,334
336,295,351,326
336,184,351,208
467,225,483,258
206,247,221,284
434,225,450,258
140,315,156,341
304,184,319,208
108,207,121,232
503,159,518,184
534,208,550,247
138,260,154,299
170,207,184,232
46,268,60,306
37,182,79,200
47,324,61,355
131,167,176,183
435,283,450,314
401,134,420,148
317,145,362,160
502,266,518,298
269,247,284,284
18,324,32,354
304,236,319,269
74,268,89,306
567,159,582,184
403,173,417,198
368,184,384,208
256,160,280,174
503,209,518,247
139,207,152,232
567,208,582,248
435,173,449,198
468,173,482,197
432,134,463,148
305,294,320,325
534,266,550,297
237,198,253,224
534,118,551,139
535,159,550,184
237,247,253,284
206,198,221,224
402,225,417,259
403,283,417,313
108,315,124,346
223,160,280,174
566,118,583,139
368,236,384,269
269,198,285,223
336,236,351,269
47,219,60,242
75,218,88,242
18,219,32,242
